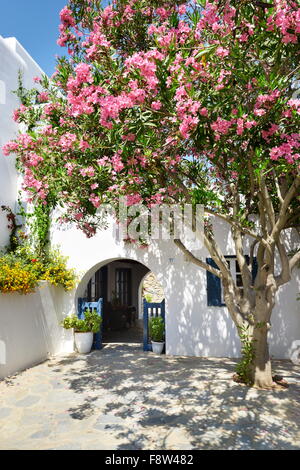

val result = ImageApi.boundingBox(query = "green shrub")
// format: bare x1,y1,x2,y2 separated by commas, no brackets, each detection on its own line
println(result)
0,245,76,294
61,309,102,333
149,316,165,342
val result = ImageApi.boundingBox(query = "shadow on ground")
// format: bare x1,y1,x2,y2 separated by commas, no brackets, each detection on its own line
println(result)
48,344,300,450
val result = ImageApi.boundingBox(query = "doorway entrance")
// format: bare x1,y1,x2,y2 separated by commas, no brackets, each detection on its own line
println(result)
83,259,156,344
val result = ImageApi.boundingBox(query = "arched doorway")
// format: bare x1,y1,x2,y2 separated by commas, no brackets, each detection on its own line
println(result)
82,259,164,345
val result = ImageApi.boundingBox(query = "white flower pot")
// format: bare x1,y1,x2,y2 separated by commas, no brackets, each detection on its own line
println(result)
151,341,165,354
74,332,93,354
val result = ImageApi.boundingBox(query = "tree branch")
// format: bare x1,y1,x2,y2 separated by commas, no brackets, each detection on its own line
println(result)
174,238,221,277
289,249,300,272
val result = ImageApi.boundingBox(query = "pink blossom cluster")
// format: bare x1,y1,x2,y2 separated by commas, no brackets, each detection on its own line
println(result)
23,168,48,202
235,117,257,135
59,132,77,151
174,86,200,139
288,99,300,114
66,87,95,116
60,7,75,27
196,2,220,33
64,162,75,176
155,7,172,21
211,117,233,139
12,104,27,122
262,124,279,141
253,90,281,116
79,166,95,177
74,63,93,85
270,134,300,163
37,92,49,103
101,5,118,27
266,0,300,44
125,193,142,206
125,50,164,92
83,22,111,60
2,141,19,156
216,47,229,59
41,125,56,136
89,193,101,208
111,152,125,172
23,152,44,167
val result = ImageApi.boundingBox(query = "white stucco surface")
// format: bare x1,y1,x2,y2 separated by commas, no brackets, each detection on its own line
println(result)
0,283,74,379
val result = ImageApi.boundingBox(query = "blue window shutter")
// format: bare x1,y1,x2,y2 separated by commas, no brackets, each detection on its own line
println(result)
206,258,222,306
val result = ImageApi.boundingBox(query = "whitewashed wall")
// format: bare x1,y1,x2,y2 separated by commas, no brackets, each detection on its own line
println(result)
51,216,300,360
0,36,44,248
0,283,74,379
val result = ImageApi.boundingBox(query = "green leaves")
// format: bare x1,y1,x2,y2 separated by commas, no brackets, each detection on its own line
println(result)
61,309,102,333
149,316,165,342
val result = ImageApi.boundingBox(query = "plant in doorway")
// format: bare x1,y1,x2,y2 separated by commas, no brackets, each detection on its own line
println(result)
61,309,102,354
149,316,165,354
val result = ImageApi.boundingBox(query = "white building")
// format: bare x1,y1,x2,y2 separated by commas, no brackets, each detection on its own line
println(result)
0,38,299,378
0,36,44,247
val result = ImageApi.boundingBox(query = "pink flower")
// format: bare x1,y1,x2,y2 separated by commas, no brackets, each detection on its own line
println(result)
60,7,75,27
26,152,44,167
79,140,90,151
12,109,20,122
244,120,257,129
126,194,142,206
37,92,49,103
236,118,244,135
112,154,124,172
216,47,229,58
2,141,19,156
121,133,136,142
75,63,93,84
196,107,207,117
211,117,232,135
151,100,162,110
288,99,300,109
59,133,77,151
89,194,101,208
254,108,266,116
178,5,186,15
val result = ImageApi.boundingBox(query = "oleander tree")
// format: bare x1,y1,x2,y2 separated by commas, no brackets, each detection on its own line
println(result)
3,0,300,388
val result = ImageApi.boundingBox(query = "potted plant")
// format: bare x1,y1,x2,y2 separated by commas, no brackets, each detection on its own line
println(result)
149,316,165,354
61,309,102,354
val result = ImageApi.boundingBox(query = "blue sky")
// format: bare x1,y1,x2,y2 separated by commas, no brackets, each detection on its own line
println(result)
0,0,68,76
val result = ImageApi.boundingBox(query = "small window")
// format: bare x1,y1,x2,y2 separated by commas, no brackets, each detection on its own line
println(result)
207,256,257,307
115,268,132,306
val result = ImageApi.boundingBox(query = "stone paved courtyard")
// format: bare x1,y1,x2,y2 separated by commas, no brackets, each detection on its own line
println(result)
0,344,300,450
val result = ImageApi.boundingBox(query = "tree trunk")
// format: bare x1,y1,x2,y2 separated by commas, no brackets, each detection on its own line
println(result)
250,324,274,388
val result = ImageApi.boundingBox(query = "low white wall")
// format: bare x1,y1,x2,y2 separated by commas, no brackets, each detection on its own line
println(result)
0,282,74,379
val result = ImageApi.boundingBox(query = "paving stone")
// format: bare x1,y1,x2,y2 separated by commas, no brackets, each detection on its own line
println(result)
49,442,83,450
164,427,194,450
0,408,12,419
94,413,126,430
0,345,299,450
15,395,41,407
30,429,52,439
